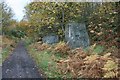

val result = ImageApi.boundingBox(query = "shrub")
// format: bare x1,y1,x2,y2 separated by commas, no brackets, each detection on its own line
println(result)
36,43,50,51
2,36,16,49
53,42,70,55
24,37,34,46
56,47,118,78
2,36,16,62
102,60,118,78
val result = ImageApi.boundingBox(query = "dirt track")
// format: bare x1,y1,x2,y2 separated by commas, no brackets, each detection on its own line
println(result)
2,41,43,78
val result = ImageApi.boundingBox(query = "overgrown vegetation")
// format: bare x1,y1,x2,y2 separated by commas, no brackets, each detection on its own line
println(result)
1,36,16,62
1,2,17,62
28,43,64,78
28,42,118,78
25,2,119,78
24,2,120,46
1,1,119,78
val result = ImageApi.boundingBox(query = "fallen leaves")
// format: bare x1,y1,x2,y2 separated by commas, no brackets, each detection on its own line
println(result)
56,48,118,78
29,42,118,78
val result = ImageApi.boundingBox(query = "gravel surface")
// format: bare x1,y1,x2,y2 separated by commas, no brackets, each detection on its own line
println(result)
2,41,43,78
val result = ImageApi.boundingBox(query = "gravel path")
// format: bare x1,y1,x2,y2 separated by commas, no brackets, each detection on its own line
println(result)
2,41,43,78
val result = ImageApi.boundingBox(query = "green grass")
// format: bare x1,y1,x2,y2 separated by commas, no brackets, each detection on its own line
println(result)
24,37,34,46
28,43,106,78
84,45,105,55
1,47,12,62
29,48,64,78
93,45,105,54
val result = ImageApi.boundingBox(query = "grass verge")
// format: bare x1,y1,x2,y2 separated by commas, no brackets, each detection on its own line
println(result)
1,36,16,62
28,47,65,78
27,42,118,78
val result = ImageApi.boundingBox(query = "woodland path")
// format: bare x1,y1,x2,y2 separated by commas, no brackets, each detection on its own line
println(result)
2,41,43,78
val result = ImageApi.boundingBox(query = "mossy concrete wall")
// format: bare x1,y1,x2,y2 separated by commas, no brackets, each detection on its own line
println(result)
65,22,90,49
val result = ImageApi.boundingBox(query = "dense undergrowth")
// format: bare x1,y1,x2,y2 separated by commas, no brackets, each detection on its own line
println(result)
1,36,16,62
28,41,119,78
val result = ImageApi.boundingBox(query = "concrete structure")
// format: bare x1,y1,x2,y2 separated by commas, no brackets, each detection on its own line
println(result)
42,33,59,44
65,22,90,49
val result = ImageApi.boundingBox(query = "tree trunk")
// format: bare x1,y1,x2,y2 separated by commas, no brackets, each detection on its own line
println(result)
62,8,65,33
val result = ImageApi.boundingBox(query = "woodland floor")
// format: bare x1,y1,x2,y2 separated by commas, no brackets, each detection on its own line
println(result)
2,41,43,78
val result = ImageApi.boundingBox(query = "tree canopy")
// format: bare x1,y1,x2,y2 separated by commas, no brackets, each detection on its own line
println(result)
24,2,119,47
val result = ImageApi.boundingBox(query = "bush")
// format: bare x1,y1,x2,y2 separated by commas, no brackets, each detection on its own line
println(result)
24,37,34,46
28,41,118,78
2,36,16,62
56,47,118,78
36,43,50,51
53,42,70,55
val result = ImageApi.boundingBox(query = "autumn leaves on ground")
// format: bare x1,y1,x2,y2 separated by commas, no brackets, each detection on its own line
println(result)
1,36,119,78
27,41,118,78
1,36,16,62
1,2,120,79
